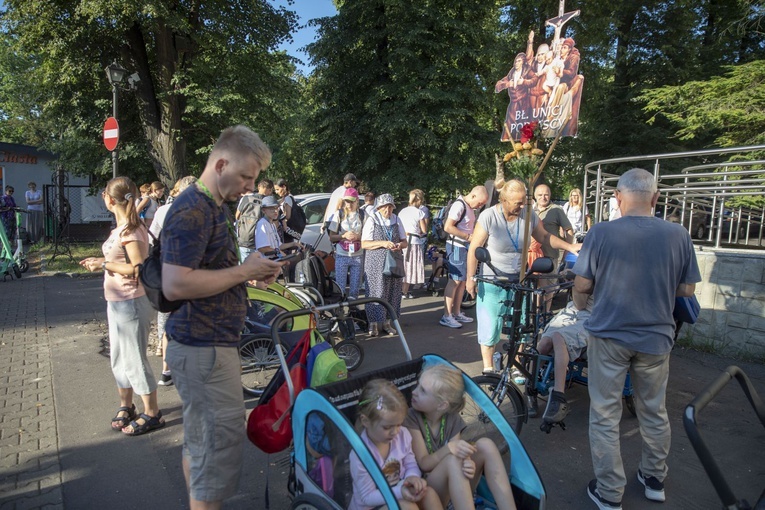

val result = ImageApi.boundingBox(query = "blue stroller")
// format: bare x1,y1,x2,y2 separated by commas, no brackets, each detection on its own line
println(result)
265,297,548,509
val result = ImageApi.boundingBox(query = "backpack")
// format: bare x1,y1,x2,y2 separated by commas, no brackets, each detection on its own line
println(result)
237,194,262,248
139,226,229,313
284,195,307,241
306,331,348,387
432,198,467,241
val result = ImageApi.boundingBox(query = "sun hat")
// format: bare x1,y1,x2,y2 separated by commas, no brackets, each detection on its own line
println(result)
343,188,359,201
375,193,395,210
261,195,279,208
343,173,358,183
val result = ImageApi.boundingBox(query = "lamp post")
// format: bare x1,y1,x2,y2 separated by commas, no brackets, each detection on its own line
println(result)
105,61,128,179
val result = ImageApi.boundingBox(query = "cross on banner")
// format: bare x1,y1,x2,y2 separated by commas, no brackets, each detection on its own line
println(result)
546,0,579,52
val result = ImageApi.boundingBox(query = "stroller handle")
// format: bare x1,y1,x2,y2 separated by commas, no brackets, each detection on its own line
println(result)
270,297,412,406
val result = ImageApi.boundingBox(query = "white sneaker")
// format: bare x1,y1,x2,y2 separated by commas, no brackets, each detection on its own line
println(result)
439,315,462,329
453,312,474,323
637,469,666,502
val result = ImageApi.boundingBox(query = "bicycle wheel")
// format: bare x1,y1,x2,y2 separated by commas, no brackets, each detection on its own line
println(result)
462,375,525,454
334,340,364,371
239,334,284,397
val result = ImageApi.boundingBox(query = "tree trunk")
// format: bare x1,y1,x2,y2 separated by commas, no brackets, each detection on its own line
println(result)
124,22,187,188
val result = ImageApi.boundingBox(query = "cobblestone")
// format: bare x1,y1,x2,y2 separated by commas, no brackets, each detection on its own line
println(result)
0,276,62,510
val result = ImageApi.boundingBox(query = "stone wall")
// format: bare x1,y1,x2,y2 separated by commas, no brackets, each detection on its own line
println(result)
685,249,765,358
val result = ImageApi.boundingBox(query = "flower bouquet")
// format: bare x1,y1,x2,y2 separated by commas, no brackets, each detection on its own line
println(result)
502,121,546,180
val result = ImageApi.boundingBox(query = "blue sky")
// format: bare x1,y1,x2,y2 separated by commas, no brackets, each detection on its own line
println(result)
272,0,338,74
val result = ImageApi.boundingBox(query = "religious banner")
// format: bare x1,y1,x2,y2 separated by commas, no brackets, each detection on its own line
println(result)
495,3,584,141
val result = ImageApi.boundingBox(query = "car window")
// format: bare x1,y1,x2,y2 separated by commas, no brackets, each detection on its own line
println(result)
301,198,329,225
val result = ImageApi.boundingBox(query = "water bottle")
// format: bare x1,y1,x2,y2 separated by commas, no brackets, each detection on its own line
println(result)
492,352,502,372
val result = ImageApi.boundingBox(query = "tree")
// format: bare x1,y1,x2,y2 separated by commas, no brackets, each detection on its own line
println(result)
642,60,765,147
0,0,299,187
308,0,503,201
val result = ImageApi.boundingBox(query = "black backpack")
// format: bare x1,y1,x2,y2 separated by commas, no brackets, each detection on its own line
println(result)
139,227,229,313
284,195,307,240
237,194,262,248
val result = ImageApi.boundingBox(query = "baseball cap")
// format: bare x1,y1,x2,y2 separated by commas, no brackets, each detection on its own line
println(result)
344,173,358,183
343,188,359,201
261,195,279,208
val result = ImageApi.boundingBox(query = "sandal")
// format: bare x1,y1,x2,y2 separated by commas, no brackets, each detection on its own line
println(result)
111,404,137,431
122,411,165,436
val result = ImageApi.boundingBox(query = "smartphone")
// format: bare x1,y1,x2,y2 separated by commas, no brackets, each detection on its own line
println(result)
273,251,301,263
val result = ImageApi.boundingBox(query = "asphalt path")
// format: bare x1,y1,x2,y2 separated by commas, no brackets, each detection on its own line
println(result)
42,276,765,510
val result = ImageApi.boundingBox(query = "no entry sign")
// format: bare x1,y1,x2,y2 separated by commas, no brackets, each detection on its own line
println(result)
103,117,119,151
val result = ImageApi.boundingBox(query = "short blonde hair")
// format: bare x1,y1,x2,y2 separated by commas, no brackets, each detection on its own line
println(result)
421,365,465,414
211,125,272,171
409,189,424,207
170,176,198,198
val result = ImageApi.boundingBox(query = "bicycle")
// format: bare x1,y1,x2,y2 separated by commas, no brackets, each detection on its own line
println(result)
239,284,364,397
470,247,635,436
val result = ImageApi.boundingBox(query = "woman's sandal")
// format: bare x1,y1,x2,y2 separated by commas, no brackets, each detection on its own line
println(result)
122,411,165,436
111,404,137,431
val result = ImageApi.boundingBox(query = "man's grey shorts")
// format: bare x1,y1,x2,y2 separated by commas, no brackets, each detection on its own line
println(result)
166,341,245,502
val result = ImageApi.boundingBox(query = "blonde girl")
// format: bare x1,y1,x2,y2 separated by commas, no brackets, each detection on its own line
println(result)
406,365,517,510
79,177,164,436
350,379,442,510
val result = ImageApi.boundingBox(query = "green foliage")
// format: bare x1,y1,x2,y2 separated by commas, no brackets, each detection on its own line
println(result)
642,60,765,147
0,0,300,189
308,0,503,202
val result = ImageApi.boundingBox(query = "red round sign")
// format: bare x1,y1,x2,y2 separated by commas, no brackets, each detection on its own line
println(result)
103,117,119,151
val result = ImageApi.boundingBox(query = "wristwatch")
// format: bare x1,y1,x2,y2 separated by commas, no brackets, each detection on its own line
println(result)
101,261,107,271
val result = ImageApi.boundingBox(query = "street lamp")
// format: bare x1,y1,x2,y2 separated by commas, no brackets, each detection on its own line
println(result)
105,61,128,179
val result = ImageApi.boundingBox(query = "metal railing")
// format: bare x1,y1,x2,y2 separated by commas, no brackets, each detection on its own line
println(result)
583,145,765,248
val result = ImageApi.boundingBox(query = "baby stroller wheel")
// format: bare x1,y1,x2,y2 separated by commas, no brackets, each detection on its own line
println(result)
334,339,364,371
291,493,335,510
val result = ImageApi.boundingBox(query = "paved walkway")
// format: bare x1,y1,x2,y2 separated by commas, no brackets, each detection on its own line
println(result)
1,272,764,509
0,275,63,509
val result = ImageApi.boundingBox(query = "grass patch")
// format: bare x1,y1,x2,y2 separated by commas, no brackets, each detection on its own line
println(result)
42,242,102,274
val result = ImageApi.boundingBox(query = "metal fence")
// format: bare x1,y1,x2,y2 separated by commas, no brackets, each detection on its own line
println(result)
583,145,765,248
43,183,111,243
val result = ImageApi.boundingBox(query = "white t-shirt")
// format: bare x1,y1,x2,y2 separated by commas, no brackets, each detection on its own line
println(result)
563,202,588,233
361,212,406,242
446,197,475,245
255,217,281,251
608,197,621,221
397,206,427,245
324,185,346,222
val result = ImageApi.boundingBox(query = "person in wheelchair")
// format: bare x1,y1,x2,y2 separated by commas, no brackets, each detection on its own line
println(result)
535,288,594,424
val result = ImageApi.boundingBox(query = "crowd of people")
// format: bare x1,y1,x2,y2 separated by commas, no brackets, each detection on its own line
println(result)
76,124,700,510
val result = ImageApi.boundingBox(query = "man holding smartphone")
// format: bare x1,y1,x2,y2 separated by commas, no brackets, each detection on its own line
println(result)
161,126,284,510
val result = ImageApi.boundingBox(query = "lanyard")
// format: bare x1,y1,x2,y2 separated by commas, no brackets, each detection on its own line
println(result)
421,413,446,455
196,181,239,256
502,206,520,252
376,212,396,241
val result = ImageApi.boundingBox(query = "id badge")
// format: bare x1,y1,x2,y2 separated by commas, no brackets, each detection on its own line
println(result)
348,242,355,255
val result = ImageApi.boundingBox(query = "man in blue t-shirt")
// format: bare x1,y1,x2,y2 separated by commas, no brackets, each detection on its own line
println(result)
161,125,283,509
573,168,700,510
